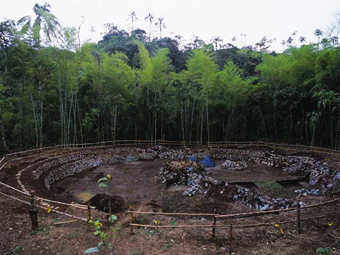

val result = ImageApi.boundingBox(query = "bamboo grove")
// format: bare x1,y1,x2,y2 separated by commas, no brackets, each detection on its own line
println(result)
0,4,340,153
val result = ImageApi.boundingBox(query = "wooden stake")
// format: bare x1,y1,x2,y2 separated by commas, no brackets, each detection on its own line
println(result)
129,205,134,235
29,190,38,230
212,208,217,239
229,224,233,255
297,200,301,235
30,190,35,210
54,220,79,226
87,201,91,223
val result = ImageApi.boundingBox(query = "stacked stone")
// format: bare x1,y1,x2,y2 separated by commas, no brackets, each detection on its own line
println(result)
221,160,247,170
159,161,206,185
159,160,218,196
233,187,299,210
33,154,85,180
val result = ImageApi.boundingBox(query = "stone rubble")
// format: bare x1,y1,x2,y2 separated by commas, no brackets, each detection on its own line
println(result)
221,160,247,171
35,146,340,211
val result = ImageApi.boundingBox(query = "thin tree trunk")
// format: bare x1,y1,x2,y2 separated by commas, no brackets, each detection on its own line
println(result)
39,82,43,148
0,113,9,152
189,98,195,144
258,107,268,141
29,88,39,148
206,92,210,144
200,103,204,145
56,59,65,146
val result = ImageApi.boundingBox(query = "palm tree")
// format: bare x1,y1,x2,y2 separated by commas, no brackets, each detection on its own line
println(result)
281,40,286,51
330,36,338,46
299,36,307,45
144,13,154,41
240,34,247,47
314,29,323,44
211,36,223,50
128,11,138,33
287,36,293,45
292,31,297,46
18,2,61,46
155,17,166,39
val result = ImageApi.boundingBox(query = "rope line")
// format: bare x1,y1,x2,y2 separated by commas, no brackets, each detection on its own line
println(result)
0,191,87,222
0,181,90,210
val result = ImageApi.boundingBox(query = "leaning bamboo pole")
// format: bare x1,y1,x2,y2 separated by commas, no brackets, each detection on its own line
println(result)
0,191,87,221
127,211,216,217
0,181,92,210
129,213,337,230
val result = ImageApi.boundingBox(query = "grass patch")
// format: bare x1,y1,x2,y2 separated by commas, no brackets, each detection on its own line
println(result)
8,246,23,255
255,181,281,188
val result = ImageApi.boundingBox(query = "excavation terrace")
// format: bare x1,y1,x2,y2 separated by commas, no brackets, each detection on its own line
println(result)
2,145,339,213
1,144,340,254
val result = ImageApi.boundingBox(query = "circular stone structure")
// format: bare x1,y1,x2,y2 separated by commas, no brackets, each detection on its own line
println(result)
2,145,340,214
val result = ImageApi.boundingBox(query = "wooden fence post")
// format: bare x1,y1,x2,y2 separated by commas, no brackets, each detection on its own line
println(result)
297,200,301,235
29,190,38,230
87,201,91,223
129,206,134,235
229,224,233,255
212,208,217,239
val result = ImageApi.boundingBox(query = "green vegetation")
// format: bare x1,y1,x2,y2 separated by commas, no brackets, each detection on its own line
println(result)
1,4,340,153
8,246,23,255
85,174,120,254
255,181,281,188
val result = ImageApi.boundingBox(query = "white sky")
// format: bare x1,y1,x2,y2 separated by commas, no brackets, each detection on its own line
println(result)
2,0,340,50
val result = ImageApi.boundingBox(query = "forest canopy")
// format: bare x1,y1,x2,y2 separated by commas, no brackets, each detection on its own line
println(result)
0,3,340,153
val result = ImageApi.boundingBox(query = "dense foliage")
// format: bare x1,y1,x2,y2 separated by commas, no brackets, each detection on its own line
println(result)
0,4,340,153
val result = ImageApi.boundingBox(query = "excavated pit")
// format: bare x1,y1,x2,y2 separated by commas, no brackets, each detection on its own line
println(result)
5,146,339,214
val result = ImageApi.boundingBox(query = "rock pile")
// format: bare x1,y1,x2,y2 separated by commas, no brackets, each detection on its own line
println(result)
159,161,206,186
233,186,299,210
33,154,85,180
159,160,219,196
38,146,339,202
222,160,247,170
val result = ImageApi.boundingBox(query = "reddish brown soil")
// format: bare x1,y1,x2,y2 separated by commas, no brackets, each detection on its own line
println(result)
0,146,339,255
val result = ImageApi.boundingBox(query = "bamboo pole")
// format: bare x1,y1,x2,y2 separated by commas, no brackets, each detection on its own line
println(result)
129,214,336,230
129,206,134,235
54,220,79,225
127,198,340,220
129,223,218,228
0,180,91,210
216,207,295,219
297,201,301,234
212,208,217,239
87,201,91,223
229,224,233,255
0,191,87,221
127,211,216,217
29,190,38,230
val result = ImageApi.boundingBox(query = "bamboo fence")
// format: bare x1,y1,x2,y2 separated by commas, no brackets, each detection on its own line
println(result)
4,140,340,160
127,197,340,236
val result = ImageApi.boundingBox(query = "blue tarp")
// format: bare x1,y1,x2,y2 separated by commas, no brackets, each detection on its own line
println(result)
199,156,216,168
189,156,196,162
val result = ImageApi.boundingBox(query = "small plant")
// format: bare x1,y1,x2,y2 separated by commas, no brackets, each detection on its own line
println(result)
129,250,143,255
162,241,171,250
85,174,120,254
30,227,43,236
8,246,23,255
150,229,159,236
136,216,145,225
170,220,177,226
316,237,340,255
316,247,333,255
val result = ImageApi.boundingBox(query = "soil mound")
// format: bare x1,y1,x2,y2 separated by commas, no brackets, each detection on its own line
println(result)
89,193,125,213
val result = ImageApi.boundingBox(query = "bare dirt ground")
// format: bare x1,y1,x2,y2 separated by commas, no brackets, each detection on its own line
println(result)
0,146,339,255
